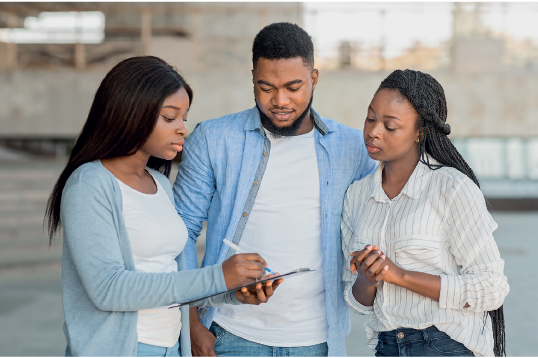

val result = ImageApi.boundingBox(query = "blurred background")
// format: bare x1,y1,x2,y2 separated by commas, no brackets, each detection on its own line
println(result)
0,2,536,356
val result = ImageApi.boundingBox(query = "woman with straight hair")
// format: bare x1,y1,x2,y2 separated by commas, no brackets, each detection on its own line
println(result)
45,56,282,357
341,69,509,357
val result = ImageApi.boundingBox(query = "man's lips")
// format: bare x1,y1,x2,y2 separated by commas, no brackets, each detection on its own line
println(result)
365,142,381,153
270,109,294,121
172,141,185,152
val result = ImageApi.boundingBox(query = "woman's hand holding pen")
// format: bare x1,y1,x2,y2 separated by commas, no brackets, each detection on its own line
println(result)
235,272,284,305
221,253,267,289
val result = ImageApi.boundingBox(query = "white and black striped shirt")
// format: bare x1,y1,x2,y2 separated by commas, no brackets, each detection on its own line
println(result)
341,157,509,357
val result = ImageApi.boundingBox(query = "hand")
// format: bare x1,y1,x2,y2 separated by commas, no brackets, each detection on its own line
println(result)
189,306,216,357
222,253,267,290
350,245,388,288
235,273,284,305
351,245,405,286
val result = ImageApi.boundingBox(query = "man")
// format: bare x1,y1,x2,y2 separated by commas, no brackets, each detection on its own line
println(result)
173,22,376,357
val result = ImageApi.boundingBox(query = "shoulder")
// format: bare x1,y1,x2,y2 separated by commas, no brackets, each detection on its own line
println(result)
319,114,363,140
429,165,486,207
65,160,114,193
192,108,253,137
61,161,119,212
345,171,376,201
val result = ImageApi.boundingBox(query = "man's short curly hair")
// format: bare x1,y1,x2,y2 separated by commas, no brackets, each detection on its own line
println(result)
252,22,314,71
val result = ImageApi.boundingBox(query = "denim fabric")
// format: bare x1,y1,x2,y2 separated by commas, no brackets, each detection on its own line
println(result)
374,326,475,357
137,341,180,357
210,323,329,357
174,106,377,356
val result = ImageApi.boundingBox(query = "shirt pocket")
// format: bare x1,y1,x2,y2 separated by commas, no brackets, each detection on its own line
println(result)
394,235,444,275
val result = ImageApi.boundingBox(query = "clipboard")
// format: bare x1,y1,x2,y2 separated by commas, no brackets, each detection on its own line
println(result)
168,268,316,308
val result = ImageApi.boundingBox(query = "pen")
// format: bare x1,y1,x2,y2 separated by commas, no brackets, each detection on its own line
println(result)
222,239,276,275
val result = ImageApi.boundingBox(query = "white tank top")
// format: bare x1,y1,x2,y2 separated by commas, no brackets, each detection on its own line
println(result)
117,171,188,348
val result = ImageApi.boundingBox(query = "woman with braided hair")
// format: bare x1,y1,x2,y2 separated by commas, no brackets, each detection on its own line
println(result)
341,69,509,357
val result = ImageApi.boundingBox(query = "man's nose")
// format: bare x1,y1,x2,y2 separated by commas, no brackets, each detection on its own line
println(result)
272,89,291,108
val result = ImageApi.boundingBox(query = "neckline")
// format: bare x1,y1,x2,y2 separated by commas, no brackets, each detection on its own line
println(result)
115,169,160,196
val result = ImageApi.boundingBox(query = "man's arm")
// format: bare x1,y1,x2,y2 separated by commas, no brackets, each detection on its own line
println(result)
173,123,216,270
173,123,218,356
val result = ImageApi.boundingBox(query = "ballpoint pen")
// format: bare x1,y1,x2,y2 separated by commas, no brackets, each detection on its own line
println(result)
222,239,276,275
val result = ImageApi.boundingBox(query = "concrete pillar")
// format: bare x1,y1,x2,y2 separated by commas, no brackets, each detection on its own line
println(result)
74,42,86,69
141,9,152,56
7,11,17,70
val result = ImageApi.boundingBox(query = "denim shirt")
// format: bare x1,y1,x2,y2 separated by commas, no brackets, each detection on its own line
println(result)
173,106,376,356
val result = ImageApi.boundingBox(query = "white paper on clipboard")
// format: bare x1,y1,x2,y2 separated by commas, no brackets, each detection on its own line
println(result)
168,268,316,308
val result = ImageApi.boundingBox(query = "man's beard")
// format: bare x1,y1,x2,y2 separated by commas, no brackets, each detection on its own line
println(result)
256,93,314,138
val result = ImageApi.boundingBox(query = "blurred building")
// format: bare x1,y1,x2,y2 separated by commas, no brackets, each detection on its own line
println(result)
0,2,537,206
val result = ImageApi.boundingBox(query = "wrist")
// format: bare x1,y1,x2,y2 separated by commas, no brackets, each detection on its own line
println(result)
388,267,407,286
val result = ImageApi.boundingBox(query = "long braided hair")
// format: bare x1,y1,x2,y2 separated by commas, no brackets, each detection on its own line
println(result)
377,69,506,357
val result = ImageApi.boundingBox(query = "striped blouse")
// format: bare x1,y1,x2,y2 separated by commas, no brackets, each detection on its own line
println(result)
341,157,509,357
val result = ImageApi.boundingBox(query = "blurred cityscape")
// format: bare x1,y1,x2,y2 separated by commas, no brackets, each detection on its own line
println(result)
0,2,536,356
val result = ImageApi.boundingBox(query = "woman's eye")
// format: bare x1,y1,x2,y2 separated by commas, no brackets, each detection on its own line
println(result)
366,117,375,122
385,127,396,131
162,116,173,122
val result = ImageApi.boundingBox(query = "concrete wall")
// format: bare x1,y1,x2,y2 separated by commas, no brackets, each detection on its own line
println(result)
1,68,538,138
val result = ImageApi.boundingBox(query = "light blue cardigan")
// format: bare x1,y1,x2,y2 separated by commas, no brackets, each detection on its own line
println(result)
60,160,229,356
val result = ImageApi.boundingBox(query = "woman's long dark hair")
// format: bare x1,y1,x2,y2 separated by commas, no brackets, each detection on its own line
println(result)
378,69,505,357
45,56,193,243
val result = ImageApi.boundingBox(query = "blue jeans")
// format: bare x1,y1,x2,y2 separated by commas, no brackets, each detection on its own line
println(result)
375,326,475,357
65,341,179,357
210,322,329,357
137,341,180,357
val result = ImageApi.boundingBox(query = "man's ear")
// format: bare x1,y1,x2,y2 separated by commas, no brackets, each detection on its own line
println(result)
311,69,319,91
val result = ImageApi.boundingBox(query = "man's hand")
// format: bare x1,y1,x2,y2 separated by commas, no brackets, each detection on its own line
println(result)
189,306,217,357
235,273,284,305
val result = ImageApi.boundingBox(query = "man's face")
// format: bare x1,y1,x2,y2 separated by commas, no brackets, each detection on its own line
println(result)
253,57,318,134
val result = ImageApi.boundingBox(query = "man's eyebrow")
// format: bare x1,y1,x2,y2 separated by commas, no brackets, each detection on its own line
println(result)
283,79,303,87
257,80,274,87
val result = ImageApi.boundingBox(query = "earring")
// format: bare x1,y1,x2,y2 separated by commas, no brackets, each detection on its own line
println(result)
416,138,420,142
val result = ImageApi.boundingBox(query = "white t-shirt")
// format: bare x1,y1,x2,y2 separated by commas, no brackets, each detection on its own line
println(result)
117,172,188,348
214,127,328,347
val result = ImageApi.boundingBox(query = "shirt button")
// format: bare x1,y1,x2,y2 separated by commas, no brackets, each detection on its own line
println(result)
242,212,248,217
263,152,267,156
254,181,259,186
397,332,404,339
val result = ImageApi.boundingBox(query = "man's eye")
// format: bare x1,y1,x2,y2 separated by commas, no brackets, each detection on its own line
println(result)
289,87,301,92
366,117,375,122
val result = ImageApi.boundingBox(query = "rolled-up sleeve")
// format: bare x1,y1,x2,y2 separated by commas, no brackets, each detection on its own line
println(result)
439,178,510,312
341,185,374,315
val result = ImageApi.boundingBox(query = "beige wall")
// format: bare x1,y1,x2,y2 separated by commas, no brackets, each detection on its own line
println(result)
1,68,537,138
